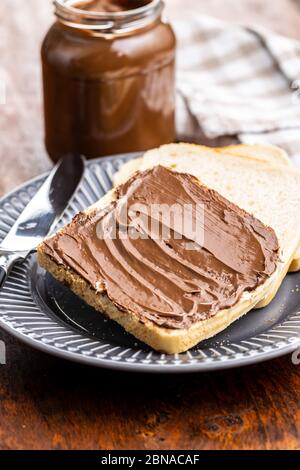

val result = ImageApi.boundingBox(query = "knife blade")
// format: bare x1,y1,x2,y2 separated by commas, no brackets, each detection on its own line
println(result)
0,153,85,288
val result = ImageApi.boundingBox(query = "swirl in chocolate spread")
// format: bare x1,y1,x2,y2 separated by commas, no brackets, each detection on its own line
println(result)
43,166,279,329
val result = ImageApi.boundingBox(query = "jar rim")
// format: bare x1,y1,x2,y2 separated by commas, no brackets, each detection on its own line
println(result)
54,0,161,19
54,0,163,33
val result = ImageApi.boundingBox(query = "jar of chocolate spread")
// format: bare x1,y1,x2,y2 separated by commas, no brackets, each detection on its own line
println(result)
41,0,176,162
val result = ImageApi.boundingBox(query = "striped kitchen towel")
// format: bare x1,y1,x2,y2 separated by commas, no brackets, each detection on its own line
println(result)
175,16,300,166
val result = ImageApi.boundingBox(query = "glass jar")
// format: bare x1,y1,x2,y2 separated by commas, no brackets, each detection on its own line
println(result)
41,0,176,162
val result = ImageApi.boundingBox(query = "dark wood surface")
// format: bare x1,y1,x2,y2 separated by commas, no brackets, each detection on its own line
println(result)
1,0,300,450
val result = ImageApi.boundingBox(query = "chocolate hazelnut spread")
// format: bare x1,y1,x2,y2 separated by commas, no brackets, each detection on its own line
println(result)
41,0,176,162
75,0,150,12
43,166,279,330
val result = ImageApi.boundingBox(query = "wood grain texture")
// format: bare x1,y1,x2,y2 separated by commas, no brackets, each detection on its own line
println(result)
1,0,300,450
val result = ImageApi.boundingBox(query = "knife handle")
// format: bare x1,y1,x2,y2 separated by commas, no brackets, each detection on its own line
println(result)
0,267,5,288
0,252,24,289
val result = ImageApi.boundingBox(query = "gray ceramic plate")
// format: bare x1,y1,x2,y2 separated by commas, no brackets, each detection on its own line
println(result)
0,153,300,373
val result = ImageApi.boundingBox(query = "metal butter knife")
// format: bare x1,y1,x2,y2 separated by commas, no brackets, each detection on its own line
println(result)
0,153,85,289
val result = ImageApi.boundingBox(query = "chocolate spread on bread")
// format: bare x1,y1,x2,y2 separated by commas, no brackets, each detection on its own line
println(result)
42,166,279,329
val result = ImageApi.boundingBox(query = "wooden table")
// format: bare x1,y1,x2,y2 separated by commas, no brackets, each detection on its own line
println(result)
1,0,300,450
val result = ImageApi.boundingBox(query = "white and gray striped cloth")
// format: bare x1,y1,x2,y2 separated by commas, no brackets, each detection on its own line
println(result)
175,16,300,166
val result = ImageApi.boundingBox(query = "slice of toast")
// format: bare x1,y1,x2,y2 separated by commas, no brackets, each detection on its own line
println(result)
114,143,300,307
38,166,281,354
218,145,300,306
